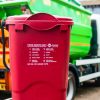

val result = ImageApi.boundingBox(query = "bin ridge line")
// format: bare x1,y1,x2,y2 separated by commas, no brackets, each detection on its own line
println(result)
12,81,63,93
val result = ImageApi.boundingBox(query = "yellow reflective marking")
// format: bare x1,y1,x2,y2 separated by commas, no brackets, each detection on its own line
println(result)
0,79,5,83
0,48,9,51
70,42,90,46
0,55,2,58
0,84,6,90
0,29,9,37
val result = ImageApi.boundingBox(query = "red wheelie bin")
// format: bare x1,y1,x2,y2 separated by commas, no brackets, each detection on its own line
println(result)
6,13,73,100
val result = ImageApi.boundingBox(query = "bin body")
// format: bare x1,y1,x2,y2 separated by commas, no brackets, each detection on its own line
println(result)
6,13,73,100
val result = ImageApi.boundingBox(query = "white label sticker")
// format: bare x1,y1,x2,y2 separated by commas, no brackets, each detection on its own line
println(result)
26,43,59,66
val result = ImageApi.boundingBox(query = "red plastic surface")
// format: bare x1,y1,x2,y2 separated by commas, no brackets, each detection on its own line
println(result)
7,13,73,100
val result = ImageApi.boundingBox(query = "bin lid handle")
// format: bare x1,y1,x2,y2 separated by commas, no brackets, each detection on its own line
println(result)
25,13,59,31
26,13,58,21
25,21,60,31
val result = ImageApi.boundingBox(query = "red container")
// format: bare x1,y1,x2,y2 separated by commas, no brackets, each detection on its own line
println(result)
6,13,73,100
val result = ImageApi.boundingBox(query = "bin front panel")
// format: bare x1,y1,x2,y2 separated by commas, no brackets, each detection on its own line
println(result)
7,13,73,100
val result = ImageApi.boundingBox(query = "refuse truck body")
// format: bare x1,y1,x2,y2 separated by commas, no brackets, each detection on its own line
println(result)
0,0,100,100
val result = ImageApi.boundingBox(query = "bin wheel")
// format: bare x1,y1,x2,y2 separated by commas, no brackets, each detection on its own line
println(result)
67,71,76,100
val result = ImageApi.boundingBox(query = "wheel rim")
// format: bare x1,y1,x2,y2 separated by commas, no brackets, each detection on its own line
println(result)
67,75,75,100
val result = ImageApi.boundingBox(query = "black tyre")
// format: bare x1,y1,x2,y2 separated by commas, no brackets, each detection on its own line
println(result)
67,71,76,100
95,77,100,86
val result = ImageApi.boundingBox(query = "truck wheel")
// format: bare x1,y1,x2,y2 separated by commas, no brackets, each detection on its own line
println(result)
95,77,100,86
67,71,76,100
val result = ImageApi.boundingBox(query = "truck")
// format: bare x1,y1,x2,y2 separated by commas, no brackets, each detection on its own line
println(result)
0,0,100,100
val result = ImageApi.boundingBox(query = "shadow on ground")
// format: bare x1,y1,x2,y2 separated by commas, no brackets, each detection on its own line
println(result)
0,91,11,100
75,80,100,100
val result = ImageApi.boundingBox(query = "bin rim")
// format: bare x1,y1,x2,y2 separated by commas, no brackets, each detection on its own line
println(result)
6,13,73,31
6,13,73,24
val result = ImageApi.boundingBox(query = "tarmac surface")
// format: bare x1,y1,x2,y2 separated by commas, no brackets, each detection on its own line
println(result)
75,80,100,100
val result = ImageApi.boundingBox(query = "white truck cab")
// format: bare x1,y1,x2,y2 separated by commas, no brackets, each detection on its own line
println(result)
91,14,100,57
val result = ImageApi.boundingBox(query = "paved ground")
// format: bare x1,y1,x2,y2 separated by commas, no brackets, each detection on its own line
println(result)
1,80,100,100
75,80,100,100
